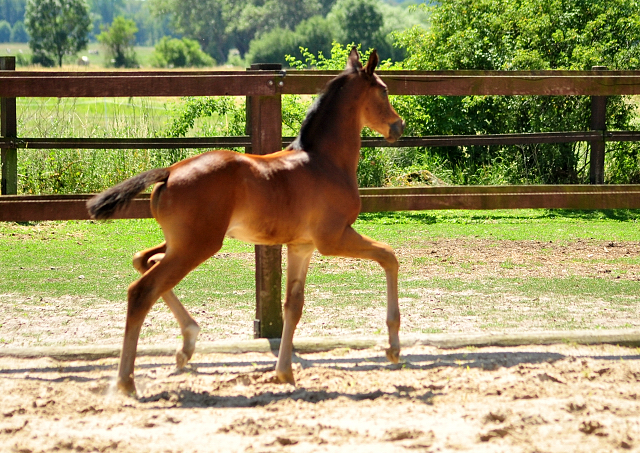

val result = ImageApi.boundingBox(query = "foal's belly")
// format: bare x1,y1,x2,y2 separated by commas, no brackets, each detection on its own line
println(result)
225,222,311,246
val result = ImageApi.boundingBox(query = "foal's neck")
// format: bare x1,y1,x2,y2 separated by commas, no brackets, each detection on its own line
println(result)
289,75,364,177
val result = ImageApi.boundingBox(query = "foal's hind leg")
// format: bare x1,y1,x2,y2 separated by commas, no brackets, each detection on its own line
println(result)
316,226,400,363
119,250,206,395
276,243,315,385
132,243,200,369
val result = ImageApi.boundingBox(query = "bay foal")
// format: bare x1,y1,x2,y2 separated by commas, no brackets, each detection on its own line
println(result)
88,48,405,395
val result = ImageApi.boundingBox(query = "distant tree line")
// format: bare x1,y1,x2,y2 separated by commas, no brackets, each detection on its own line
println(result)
155,0,428,65
0,0,27,42
0,0,428,67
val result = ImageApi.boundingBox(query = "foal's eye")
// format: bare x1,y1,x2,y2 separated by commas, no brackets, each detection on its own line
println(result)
381,89,389,98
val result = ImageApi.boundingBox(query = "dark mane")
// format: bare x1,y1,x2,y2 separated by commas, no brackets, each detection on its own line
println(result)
286,67,358,152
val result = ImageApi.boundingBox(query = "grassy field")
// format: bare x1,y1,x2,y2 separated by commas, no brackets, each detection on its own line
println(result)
4,43,162,68
1,209,639,347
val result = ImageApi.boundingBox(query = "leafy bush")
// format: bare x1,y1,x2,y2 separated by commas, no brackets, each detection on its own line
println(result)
247,16,332,67
160,96,246,166
151,37,215,68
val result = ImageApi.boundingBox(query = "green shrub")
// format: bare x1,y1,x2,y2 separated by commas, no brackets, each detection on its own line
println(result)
151,37,215,68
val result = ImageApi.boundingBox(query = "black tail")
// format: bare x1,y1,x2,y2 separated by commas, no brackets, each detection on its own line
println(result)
87,168,170,220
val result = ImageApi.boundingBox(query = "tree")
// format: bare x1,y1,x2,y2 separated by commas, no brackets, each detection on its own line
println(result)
153,0,231,63
0,20,11,42
328,0,383,51
88,0,124,25
392,0,640,184
25,0,92,67
97,15,138,68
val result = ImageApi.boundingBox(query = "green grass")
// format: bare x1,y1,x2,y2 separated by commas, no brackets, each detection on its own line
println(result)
355,209,640,244
0,219,254,303
17,97,179,137
1,209,639,342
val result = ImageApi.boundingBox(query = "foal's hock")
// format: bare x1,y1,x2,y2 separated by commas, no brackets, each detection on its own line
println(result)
87,48,405,396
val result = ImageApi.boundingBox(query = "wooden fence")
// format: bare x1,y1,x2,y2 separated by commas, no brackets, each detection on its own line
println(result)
3,56,640,337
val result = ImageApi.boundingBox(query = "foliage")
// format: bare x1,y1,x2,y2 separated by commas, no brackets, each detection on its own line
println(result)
153,0,422,64
227,0,323,57
161,96,246,166
25,0,92,67
88,0,173,45
247,15,333,66
0,20,11,42
10,20,28,42
151,36,215,68
97,15,138,68
392,0,640,184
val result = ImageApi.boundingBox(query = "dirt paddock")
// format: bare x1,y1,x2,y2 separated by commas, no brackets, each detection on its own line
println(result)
2,337,640,453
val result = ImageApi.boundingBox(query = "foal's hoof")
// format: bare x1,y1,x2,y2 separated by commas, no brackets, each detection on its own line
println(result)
116,378,137,397
276,369,296,386
176,350,189,369
385,347,400,364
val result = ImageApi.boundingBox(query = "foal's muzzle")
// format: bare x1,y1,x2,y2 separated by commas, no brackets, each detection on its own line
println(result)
386,119,405,143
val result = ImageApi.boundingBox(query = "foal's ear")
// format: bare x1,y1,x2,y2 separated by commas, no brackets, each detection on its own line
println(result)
346,46,362,71
364,50,379,75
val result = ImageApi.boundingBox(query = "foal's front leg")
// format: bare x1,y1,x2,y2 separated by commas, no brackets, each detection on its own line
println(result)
132,245,200,369
317,226,400,363
276,243,315,384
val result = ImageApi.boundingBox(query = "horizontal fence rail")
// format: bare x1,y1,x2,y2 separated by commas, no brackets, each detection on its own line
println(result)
4,131,640,150
4,185,640,222
5,70,640,97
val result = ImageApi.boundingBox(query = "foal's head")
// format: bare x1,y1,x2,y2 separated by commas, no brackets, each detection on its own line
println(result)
345,48,405,142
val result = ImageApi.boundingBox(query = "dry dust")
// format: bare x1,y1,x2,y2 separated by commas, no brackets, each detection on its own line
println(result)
1,239,640,452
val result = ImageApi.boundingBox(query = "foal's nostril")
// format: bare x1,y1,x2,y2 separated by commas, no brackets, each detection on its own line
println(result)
388,119,405,141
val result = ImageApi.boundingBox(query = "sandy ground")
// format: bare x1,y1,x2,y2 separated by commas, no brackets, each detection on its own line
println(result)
1,342,640,453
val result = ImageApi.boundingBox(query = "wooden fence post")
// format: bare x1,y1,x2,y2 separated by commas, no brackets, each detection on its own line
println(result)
590,66,607,185
1,56,17,195
246,63,284,339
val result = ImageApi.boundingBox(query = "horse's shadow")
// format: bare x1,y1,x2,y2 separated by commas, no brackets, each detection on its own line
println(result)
137,385,438,408
3,349,639,408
